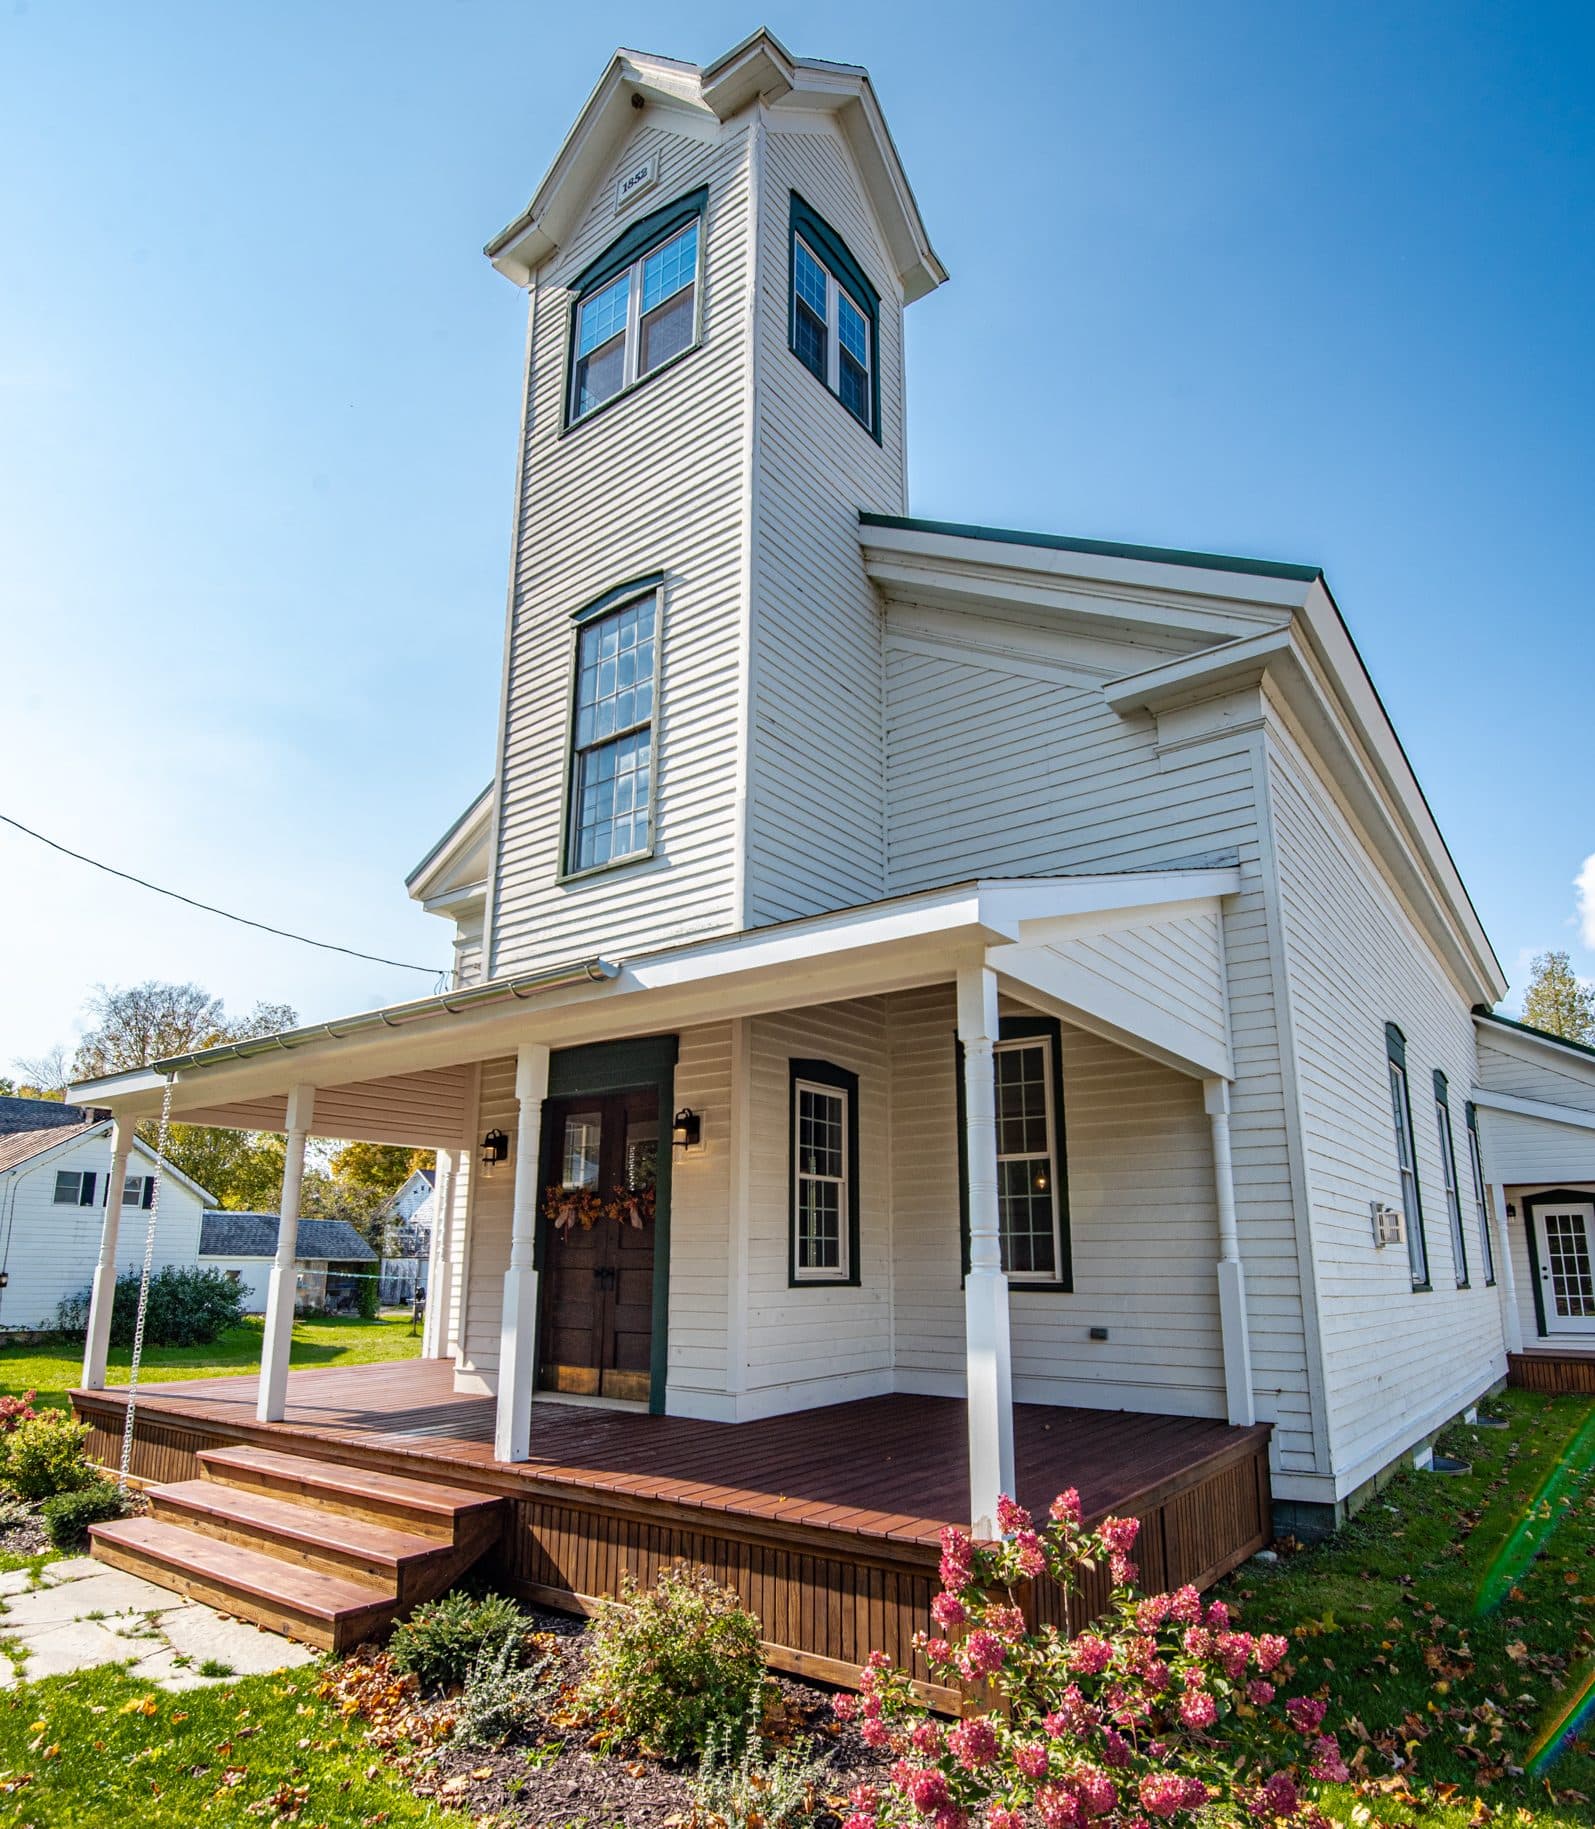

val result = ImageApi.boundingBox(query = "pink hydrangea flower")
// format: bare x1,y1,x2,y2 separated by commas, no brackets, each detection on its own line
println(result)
1168,1584,1203,1625
912,1718,944,1756
1075,1766,1118,1816
1045,1686,1091,1737
861,1717,891,1749
986,1604,1028,1643
1036,1784,1085,1829
1098,1727,1131,1767
1286,1695,1328,1735
1247,1679,1276,1706
1256,1773,1300,1819
1135,1595,1171,1633
939,1527,975,1594
1205,1599,1230,1630
948,1716,998,1771
1181,1778,1210,1809
1310,1734,1351,1783
1014,1530,1048,1578
996,1493,1033,1535
1179,1689,1218,1730
1216,1630,1254,1678
1256,1634,1289,1673
850,1783,879,1810
1051,1487,1083,1525
1181,1626,1212,1659
841,1815,876,1829
932,1591,967,1630
1013,1740,1050,1778
1139,1772,1189,1819
1069,1633,1113,1675
986,1810,1025,1829
924,1636,952,1664
832,1692,858,1721
1099,1516,1141,1556
904,1767,952,1812
961,1629,1006,1678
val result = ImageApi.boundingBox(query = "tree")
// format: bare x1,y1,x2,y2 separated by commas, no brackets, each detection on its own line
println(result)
12,1046,69,1098
1522,950,1595,1045
70,982,296,1080
162,1126,286,1213
328,1140,435,1198
300,1169,386,1239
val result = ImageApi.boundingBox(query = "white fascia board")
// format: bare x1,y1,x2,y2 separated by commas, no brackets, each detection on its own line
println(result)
861,522,1313,619
418,883,488,922
1474,1014,1595,1080
1104,629,1294,714
980,869,1242,931
1470,1089,1595,1134
69,1067,170,1106
405,786,493,897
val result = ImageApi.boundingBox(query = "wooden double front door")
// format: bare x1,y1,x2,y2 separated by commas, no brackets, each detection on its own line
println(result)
537,1088,659,1402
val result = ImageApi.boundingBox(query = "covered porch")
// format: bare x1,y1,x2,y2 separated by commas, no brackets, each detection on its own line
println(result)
75,1357,1271,1705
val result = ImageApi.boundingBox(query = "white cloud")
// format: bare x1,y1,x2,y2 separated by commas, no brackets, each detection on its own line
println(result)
1578,854,1595,951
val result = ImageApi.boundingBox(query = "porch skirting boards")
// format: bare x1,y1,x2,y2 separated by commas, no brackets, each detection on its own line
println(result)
1507,1348,1595,1394
73,1364,1271,1712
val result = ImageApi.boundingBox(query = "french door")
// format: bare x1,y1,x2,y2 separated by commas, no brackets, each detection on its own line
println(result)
1533,1198,1595,1336
536,1088,659,1401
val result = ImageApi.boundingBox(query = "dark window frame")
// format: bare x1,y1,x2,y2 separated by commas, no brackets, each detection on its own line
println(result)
1432,1069,1469,1288
1386,1023,1430,1290
557,574,665,882
787,1057,861,1288
1463,1101,1497,1286
562,187,709,433
787,193,883,443
955,1014,1073,1292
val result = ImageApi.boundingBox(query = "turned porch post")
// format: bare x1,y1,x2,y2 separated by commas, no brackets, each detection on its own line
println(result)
258,1085,315,1422
81,1113,137,1391
1204,1078,1255,1427
957,961,1015,1538
494,1042,549,1462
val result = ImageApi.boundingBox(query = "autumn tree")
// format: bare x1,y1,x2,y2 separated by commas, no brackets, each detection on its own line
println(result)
11,1046,69,1099
328,1140,434,1198
1522,949,1595,1045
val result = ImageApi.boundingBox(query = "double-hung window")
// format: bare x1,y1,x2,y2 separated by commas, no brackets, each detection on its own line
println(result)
567,190,706,425
1433,1071,1469,1287
957,1016,1071,1289
1386,1024,1429,1288
1464,1102,1497,1285
52,1170,96,1207
122,1174,152,1209
788,195,880,438
565,581,660,875
789,1059,860,1285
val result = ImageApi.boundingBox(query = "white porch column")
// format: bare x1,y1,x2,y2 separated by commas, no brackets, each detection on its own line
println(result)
421,1150,453,1358
957,961,1015,1539
81,1114,136,1390
494,1042,550,1463
1204,1078,1255,1427
258,1085,314,1423
1491,1182,1524,1353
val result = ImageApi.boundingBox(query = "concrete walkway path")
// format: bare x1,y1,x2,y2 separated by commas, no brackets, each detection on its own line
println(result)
0,1557,319,1689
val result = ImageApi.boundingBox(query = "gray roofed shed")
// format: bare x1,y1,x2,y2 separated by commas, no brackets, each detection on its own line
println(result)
198,1212,378,1262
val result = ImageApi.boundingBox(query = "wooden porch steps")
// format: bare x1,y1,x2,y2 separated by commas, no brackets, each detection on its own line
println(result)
88,1445,505,1652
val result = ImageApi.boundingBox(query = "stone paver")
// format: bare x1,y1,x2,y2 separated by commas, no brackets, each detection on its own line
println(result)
0,1570,37,1597
0,1553,322,1690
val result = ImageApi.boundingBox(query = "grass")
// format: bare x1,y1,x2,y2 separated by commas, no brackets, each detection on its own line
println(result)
0,1314,421,1412
0,1662,448,1827
1221,1387,1595,1826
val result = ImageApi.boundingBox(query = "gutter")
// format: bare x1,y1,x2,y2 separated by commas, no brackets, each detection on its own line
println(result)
74,957,618,1094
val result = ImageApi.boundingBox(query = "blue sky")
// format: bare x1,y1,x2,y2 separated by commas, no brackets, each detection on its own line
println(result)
2,1,1591,1068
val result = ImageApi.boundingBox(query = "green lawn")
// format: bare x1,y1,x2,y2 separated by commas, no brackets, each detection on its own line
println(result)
0,1314,421,1412
1222,1386,1595,1826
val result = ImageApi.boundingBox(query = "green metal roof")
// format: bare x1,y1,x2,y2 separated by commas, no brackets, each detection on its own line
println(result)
859,512,1322,583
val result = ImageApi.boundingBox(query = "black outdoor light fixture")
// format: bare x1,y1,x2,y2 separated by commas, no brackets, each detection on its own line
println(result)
672,1108,702,1152
479,1128,510,1177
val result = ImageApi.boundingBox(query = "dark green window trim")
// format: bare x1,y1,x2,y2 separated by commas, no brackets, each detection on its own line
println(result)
1433,1068,1469,1288
1464,1101,1497,1286
1385,1022,1430,1290
556,577,664,884
532,1033,679,1415
788,192,883,445
562,187,709,434
787,1058,861,1288
955,1015,1073,1292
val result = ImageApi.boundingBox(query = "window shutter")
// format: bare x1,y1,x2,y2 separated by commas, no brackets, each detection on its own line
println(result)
141,1176,155,1209
81,1172,98,1207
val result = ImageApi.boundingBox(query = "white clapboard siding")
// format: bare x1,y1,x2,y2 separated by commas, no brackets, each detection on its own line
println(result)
490,116,754,975
1479,1108,1595,1185
743,120,906,925
666,1022,734,1409
887,983,1228,1417
460,1055,518,1378
1477,1035,1595,1116
1263,715,1505,1483
0,1134,207,1332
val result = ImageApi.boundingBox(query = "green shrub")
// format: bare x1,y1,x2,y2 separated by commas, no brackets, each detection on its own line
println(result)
55,1265,247,1348
357,1271,381,1322
40,1478,129,1549
1,1414,96,1500
452,1633,556,1746
577,1562,766,1762
388,1589,529,1691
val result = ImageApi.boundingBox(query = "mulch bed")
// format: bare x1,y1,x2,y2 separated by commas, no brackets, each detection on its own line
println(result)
332,1606,890,1829
0,1504,50,1559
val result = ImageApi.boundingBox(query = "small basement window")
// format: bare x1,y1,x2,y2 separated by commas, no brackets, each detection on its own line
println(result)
789,1059,860,1285
788,194,881,439
567,189,707,426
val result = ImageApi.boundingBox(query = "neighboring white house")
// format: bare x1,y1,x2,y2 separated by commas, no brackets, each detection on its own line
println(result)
197,1212,379,1315
76,29,1552,1540
376,1167,435,1305
0,1097,212,1331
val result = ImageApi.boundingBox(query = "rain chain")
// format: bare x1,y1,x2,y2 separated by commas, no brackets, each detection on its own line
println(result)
118,1073,176,1490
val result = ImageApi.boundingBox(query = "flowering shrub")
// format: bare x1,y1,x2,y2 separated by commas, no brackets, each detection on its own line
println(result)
831,1490,1347,1829
0,1391,40,1434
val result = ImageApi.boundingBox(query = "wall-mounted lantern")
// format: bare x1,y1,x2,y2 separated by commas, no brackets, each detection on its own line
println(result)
479,1128,510,1177
671,1108,702,1153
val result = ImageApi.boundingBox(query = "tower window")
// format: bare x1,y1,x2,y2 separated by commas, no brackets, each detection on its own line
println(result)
566,189,707,427
563,579,662,875
788,194,881,441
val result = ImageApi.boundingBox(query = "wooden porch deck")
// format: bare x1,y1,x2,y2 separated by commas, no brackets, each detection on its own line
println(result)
75,1361,1272,1706
1508,1346,1595,1395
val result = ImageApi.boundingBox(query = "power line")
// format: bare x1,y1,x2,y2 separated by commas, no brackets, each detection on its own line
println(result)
0,811,442,977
